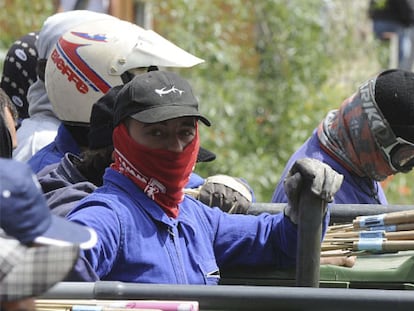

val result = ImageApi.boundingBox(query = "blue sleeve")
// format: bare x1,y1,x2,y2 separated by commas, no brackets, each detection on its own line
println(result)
183,198,299,269
64,254,100,282
66,201,122,280
213,211,298,269
191,198,330,269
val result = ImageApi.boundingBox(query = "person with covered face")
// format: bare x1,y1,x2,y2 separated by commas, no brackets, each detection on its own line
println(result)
272,69,414,205
66,70,343,283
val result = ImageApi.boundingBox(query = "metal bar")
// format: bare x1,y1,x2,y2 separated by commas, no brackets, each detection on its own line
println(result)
249,203,414,224
295,184,324,287
42,282,414,311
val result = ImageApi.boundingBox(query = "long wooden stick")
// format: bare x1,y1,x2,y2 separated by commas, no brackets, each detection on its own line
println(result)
353,240,414,252
325,229,414,240
353,210,414,229
322,239,414,252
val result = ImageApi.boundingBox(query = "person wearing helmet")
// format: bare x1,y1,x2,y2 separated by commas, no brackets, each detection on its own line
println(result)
272,69,414,205
12,10,120,163
65,70,343,283
27,16,204,174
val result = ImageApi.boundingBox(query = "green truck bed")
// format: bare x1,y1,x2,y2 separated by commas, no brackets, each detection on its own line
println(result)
221,250,414,290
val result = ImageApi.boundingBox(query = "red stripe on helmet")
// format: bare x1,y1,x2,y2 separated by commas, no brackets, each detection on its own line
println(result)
57,37,111,94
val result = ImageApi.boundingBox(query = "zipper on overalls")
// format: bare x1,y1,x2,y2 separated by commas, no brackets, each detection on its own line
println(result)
167,225,187,283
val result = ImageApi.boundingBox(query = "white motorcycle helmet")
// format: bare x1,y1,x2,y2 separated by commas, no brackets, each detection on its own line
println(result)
45,19,204,125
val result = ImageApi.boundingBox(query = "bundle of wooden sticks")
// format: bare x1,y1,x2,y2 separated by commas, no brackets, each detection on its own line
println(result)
322,209,414,257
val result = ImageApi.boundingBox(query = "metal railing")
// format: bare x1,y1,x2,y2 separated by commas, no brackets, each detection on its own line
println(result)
42,281,414,311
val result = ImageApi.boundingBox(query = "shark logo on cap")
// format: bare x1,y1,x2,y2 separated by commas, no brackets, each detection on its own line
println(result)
155,86,184,97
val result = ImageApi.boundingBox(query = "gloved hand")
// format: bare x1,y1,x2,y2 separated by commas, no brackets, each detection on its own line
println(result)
283,158,343,224
196,174,254,214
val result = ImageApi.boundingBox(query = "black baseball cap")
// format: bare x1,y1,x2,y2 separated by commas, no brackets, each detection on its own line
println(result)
197,146,216,162
90,82,215,162
113,70,211,126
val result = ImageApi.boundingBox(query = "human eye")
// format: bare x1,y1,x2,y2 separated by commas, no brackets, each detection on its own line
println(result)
148,128,163,137
179,126,196,139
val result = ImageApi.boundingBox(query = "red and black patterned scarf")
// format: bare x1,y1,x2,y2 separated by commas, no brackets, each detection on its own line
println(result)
317,93,395,181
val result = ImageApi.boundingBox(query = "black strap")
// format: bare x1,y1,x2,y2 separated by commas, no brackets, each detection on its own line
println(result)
120,66,159,84
36,58,47,82
74,0,90,10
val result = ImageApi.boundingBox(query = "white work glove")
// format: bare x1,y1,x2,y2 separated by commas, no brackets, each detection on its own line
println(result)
193,174,253,214
283,158,343,224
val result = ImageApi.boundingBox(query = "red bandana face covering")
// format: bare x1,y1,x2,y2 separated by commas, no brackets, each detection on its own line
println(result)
111,123,200,218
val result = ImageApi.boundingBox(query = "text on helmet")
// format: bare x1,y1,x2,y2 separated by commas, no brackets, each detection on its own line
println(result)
50,48,88,94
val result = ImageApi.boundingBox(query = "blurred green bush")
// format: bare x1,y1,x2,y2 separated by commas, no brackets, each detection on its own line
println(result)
0,0,54,49
153,0,412,204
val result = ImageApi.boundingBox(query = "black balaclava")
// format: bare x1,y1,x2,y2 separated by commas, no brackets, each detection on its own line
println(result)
375,69,414,144
0,32,38,120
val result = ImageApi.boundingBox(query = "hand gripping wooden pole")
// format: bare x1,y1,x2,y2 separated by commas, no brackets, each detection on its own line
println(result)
295,180,327,288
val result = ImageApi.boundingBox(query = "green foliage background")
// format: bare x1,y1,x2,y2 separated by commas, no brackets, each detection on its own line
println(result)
1,0,413,204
